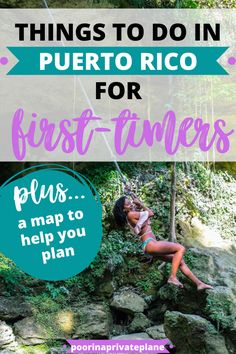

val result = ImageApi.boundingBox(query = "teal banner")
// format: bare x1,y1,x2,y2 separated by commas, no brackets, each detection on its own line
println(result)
0,164,102,281
7,46,228,76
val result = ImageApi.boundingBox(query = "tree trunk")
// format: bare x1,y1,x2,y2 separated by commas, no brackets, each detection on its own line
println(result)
169,162,177,242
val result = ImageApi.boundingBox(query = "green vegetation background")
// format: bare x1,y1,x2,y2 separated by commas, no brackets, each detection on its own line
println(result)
1,161,236,348
1,0,236,8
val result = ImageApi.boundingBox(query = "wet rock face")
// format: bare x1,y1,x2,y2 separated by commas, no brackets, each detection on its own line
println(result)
73,303,111,339
164,311,228,354
110,289,147,314
0,297,32,321
0,321,16,349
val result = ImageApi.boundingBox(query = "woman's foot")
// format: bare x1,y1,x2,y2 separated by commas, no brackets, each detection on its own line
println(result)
167,276,184,288
197,282,214,291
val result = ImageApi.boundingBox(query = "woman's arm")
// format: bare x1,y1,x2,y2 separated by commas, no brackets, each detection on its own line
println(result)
133,198,154,217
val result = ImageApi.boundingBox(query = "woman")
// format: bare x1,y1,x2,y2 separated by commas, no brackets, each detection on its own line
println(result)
113,196,213,290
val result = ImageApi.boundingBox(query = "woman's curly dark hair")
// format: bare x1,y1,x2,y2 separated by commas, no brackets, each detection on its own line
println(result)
113,196,127,227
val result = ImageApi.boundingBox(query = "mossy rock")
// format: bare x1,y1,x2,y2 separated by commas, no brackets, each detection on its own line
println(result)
128,313,151,333
16,344,50,354
164,311,228,354
205,286,236,330
184,248,215,284
73,303,111,339
158,284,181,303
146,324,166,340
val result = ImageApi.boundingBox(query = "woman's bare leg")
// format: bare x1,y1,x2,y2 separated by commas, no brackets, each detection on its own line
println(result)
158,254,213,290
145,241,186,288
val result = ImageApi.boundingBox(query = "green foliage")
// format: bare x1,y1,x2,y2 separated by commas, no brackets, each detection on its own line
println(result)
0,254,31,294
179,0,198,8
126,258,141,273
26,293,73,342
91,230,135,276
2,161,236,302
18,344,50,354
64,230,141,295
1,160,236,350
63,162,172,296
27,292,66,312
198,0,236,8
135,267,162,292
45,283,69,300
64,272,96,295
2,0,235,9
0,0,43,7
184,249,199,268
158,283,181,302
1,162,236,303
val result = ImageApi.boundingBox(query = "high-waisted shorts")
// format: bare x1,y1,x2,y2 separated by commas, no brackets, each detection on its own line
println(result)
142,237,156,253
